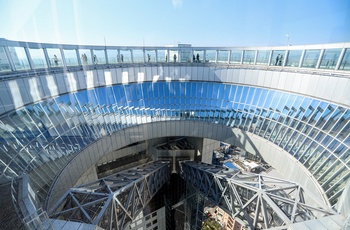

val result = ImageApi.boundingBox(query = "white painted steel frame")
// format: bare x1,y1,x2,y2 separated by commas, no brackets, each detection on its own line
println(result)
49,160,170,230
179,161,336,229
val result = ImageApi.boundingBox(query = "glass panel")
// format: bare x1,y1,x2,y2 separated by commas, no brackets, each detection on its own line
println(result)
319,49,341,69
168,50,179,63
79,49,92,65
132,49,143,63
230,50,242,64
107,49,119,64
120,49,131,63
256,50,270,65
157,49,167,62
28,48,47,69
243,50,255,64
0,47,11,71
270,50,285,66
193,50,204,63
339,48,350,70
93,49,106,64
63,49,78,66
285,50,302,67
178,47,191,63
9,47,30,70
218,50,229,63
205,50,216,63
46,48,62,67
145,50,156,63
301,49,321,68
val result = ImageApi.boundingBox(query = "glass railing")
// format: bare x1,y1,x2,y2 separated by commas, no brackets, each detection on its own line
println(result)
0,38,349,75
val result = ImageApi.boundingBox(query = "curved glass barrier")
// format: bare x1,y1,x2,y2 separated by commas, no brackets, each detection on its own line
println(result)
0,81,349,206
1,39,350,74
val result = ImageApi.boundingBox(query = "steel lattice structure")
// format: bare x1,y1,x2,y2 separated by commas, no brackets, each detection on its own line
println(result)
49,161,170,230
179,161,337,229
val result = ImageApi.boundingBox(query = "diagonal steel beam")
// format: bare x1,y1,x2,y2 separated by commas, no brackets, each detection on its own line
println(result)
50,160,170,229
179,160,336,229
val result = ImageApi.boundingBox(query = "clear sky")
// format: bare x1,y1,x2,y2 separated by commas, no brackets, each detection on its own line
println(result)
0,0,349,47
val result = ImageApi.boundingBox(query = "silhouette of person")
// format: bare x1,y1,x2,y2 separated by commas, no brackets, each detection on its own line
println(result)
165,55,168,62
81,53,87,65
147,54,150,62
275,54,280,66
121,54,124,62
193,54,195,63
53,55,58,66
93,55,98,64
196,53,200,63
279,55,283,66
173,54,177,63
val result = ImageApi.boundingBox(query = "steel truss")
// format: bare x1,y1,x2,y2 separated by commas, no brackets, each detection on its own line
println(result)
179,161,336,229
49,161,170,230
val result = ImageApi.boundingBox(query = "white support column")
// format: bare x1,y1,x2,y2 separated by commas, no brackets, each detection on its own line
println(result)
43,48,51,68
336,48,346,70
4,46,16,71
316,49,324,69
253,50,258,65
24,47,34,70
283,50,289,66
228,50,232,63
59,48,67,68
299,50,306,68
268,50,273,66
104,47,109,65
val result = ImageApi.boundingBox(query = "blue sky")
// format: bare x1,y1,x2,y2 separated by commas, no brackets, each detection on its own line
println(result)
0,0,349,47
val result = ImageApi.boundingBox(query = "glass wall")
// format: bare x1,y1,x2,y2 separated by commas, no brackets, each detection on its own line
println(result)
169,50,178,63
93,49,106,64
133,49,144,63
157,49,167,63
3,44,350,74
319,49,341,69
29,48,47,69
1,42,350,72
218,50,229,63
256,50,270,65
285,50,302,67
63,49,78,66
270,50,285,66
302,49,321,68
145,50,156,63
230,50,242,64
120,49,131,63
179,48,191,63
193,50,204,63
9,47,30,70
0,47,11,71
243,50,255,64
46,48,63,67
79,49,92,65
205,50,216,63
107,49,119,64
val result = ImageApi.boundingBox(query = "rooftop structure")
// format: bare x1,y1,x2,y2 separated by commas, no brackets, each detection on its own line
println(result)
0,39,349,229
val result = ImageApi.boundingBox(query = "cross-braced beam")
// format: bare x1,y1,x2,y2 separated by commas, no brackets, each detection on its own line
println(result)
179,161,336,229
49,161,170,230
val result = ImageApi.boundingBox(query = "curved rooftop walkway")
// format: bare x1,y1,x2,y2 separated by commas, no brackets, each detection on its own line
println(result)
0,39,349,211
